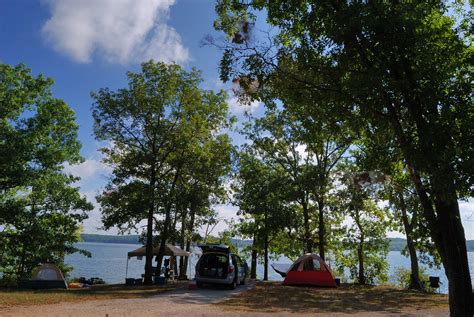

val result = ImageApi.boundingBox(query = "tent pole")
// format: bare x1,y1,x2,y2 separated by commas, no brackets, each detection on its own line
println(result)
188,256,191,280
125,257,129,280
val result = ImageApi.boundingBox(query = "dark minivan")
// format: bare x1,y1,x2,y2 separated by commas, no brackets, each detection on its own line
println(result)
195,244,247,289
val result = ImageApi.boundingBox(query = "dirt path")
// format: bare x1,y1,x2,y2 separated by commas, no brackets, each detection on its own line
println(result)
0,281,449,317
0,282,255,317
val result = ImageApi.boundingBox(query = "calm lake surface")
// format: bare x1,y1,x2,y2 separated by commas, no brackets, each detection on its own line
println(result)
65,242,474,294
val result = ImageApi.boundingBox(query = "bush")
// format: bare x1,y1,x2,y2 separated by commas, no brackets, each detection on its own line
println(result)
0,274,18,288
393,267,435,292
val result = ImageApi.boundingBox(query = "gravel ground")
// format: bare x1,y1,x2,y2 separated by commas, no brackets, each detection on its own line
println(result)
0,281,449,317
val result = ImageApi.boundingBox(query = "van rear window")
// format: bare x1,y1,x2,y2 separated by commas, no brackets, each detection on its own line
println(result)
199,253,230,278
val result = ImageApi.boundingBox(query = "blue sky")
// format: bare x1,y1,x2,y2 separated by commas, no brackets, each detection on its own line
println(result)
1,0,473,239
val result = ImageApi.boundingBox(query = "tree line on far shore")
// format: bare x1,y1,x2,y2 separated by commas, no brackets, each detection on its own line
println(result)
82,234,462,253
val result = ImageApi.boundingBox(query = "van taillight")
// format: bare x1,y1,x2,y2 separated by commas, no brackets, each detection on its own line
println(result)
228,265,235,273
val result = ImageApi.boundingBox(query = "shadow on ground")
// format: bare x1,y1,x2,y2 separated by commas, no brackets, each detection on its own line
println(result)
0,281,187,307
217,282,448,314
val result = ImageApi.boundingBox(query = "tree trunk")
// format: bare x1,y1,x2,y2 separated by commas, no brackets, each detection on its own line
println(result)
388,111,472,315
184,240,191,278
156,207,171,278
406,236,423,290
18,240,27,279
398,192,423,290
144,169,156,285
181,198,197,279
318,199,325,260
343,22,472,315
264,210,269,281
405,163,472,315
436,198,472,317
264,240,268,281
354,209,365,285
179,205,187,279
358,237,365,285
156,166,181,277
251,235,257,279
302,199,312,253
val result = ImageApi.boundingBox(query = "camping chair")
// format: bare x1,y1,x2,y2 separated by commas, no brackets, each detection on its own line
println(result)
429,276,441,293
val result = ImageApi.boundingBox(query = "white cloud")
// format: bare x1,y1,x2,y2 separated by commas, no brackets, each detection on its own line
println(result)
227,96,262,115
64,159,111,181
195,204,238,236
295,144,308,160
79,190,104,233
41,0,189,64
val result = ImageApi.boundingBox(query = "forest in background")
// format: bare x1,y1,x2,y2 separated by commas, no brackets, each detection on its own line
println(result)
79,234,474,253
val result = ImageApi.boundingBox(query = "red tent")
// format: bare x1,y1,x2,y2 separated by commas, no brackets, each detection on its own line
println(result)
282,253,336,287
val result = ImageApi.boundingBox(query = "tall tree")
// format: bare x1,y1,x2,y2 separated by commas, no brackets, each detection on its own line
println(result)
243,109,315,253
233,150,287,280
336,196,391,285
92,61,231,284
215,2,472,315
241,107,346,257
385,162,440,290
176,134,233,278
335,167,391,285
0,63,92,281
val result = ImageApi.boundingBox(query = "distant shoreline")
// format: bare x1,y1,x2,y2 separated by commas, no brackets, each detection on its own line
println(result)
80,234,474,252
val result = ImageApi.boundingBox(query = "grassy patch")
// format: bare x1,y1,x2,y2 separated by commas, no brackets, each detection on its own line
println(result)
0,281,186,308
218,282,448,314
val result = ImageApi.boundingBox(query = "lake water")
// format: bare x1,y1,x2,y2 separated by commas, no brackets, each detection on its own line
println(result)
65,242,474,294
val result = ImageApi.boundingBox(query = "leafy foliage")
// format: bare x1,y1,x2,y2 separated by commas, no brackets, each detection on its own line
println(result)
214,1,473,314
0,63,92,281
393,267,435,292
92,61,233,283
334,176,391,285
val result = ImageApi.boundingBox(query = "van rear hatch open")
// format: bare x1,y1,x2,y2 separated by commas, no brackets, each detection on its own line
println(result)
198,244,230,254
197,253,230,278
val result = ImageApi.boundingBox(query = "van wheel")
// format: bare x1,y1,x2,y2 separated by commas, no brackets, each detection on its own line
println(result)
240,278,246,285
229,280,237,290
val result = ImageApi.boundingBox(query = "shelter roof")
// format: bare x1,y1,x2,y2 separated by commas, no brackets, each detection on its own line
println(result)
127,243,190,257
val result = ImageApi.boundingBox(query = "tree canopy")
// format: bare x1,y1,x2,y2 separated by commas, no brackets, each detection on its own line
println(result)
0,63,92,281
214,1,472,315
92,60,233,284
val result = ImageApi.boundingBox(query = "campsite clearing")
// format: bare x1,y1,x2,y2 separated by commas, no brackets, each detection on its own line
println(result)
0,281,450,316
0,281,186,308
217,281,449,314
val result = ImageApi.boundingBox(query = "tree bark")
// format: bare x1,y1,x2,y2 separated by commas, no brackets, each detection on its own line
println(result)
397,192,423,290
435,198,472,317
251,235,257,279
264,210,269,281
357,233,365,285
144,167,156,285
406,236,423,290
318,199,325,260
178,204,187,279
181,197,197,279
353,208,365,285
302,199,312,253
386,105,472,315
320,11,472,315
156,165,181,278
155,205,171,278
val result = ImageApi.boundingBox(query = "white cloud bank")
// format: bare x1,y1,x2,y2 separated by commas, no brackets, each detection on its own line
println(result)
227,96,262,115
64,159,111,181
42,0,189,64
